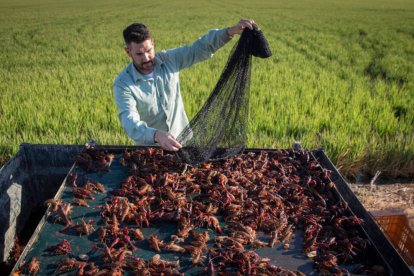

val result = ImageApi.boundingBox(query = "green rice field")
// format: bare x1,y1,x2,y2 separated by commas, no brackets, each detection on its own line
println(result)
0,0,413,178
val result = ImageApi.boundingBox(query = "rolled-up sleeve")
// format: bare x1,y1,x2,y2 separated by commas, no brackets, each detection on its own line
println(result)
165,28,232,71
113,83,157,144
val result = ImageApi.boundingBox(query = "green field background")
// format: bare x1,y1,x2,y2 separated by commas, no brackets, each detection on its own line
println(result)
1,0,413,178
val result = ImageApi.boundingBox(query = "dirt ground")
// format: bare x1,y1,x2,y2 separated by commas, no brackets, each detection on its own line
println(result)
349,180,414,229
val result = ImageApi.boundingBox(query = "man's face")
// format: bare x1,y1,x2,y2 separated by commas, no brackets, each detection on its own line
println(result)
125,39,155,75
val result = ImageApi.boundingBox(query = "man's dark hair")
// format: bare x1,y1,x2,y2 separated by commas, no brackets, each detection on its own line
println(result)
123,23,151,45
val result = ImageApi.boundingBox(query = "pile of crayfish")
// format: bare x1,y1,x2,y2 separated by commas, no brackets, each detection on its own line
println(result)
18,147,384,275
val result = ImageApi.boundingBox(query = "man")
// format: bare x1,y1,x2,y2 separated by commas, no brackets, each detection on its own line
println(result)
114,19,254,151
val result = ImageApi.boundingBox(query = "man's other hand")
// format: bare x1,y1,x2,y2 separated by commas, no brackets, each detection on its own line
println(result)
154,130,182,151
227,19,255,37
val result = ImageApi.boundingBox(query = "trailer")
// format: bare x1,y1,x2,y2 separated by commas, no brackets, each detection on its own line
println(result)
0,143,412,275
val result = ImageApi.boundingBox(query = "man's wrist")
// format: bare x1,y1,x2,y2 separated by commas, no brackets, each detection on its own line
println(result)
153,130,158,143
227,27,235,38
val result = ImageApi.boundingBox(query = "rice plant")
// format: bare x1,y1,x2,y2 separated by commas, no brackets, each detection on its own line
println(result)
1,0,413,177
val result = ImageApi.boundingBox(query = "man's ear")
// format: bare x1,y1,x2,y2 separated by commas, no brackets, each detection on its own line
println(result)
124,46,131,57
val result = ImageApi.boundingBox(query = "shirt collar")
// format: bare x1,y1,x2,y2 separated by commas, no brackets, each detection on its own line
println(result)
130,55,164,82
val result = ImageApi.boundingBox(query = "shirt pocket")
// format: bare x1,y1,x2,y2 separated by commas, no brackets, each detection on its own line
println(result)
163,73,178,109
135,82,159,119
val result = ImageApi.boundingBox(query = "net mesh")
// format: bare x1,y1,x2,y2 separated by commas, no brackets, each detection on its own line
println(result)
175,25,272,165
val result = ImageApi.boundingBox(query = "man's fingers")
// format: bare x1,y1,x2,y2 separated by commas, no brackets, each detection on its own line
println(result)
172,140,183,149
161,142,177,152
244,22,253,30
166,143,180,152
170,145,180,152
240,19,254,30
168,137,182,150
161,135,182,152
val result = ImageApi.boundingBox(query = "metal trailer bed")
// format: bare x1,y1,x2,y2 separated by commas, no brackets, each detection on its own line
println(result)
0,144,412,275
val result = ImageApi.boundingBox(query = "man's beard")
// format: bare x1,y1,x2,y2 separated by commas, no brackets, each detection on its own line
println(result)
141,60,154,70
134,60,154,73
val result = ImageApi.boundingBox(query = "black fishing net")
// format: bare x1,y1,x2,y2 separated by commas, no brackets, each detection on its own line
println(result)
175,24,272,165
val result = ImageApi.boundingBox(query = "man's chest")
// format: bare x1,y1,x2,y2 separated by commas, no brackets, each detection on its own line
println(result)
131,72,179,117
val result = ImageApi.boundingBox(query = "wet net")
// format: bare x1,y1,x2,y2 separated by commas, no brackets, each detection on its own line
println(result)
175,25,272,165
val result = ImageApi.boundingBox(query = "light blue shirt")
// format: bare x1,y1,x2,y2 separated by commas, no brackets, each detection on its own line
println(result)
114,28,232,145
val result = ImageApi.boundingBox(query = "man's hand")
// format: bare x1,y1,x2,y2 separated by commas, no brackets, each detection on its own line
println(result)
154,130,182,151
227,19,255,37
